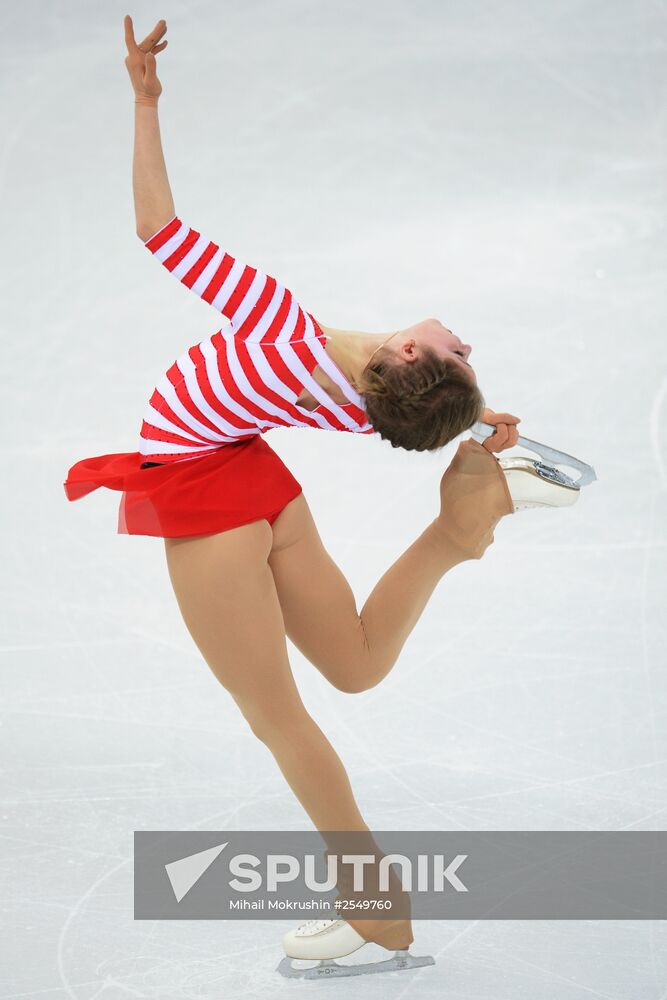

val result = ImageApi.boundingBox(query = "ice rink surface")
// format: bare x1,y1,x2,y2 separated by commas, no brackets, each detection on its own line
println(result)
2,0,666,996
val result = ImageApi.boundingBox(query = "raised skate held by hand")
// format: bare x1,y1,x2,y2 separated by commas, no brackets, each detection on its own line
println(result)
124,15,168,105
478,408,521,453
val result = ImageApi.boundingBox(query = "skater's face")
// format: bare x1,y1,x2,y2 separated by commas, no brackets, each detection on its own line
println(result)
395,319,476,382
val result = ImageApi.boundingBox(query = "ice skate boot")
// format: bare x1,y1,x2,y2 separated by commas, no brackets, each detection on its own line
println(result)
277,847,433,979
277,917,435,980
497,455,581,510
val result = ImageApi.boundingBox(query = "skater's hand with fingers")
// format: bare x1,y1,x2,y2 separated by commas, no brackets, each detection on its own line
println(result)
479,408,521,453
124,15,168,104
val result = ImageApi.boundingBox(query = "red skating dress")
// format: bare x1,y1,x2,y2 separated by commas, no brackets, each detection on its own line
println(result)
63,215,374,538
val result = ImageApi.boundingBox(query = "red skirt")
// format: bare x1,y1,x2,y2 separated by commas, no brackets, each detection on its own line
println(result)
63,435,303,538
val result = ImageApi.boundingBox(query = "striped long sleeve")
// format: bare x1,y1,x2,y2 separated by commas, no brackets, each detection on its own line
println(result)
143,216,316,347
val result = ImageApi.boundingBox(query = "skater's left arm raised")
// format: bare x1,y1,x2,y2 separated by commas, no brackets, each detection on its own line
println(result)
124,15,175,240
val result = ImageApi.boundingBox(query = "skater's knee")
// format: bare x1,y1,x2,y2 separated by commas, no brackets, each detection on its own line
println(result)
329,657,391,694
331,671,374,694
240,701,313,747
241,707,284,746
322,618,389,694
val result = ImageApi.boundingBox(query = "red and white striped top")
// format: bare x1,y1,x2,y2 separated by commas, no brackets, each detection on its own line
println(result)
139,216,375,463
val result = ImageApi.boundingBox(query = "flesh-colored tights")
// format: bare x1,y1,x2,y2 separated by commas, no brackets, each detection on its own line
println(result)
163,440,513,947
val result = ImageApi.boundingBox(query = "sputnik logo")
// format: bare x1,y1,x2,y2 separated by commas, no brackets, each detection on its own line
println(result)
165,842,228,902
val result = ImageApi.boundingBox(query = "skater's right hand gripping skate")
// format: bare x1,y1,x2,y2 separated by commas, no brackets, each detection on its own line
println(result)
479,408,521,453
436,438,515,560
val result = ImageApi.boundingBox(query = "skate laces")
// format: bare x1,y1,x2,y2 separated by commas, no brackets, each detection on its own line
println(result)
296,918,340,934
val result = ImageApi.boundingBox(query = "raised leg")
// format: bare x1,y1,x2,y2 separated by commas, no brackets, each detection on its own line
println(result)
268,439,513,693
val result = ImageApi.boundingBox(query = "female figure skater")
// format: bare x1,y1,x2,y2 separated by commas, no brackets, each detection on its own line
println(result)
64,17,582,980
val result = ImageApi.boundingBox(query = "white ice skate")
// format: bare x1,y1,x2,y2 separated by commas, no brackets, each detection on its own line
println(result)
470,421,597,511
277,918,435,980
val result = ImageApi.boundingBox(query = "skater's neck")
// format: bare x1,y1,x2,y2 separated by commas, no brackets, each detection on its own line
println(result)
317,323,402,392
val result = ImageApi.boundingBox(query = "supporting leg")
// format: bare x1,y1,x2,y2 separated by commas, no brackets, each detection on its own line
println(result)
163,515,414,947
163,519,370,833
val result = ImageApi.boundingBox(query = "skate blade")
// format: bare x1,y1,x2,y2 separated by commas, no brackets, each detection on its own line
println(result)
277,950,436,980
470,421,597,488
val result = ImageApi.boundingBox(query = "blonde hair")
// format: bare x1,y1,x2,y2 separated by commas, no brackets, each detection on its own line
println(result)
358,346,485,452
